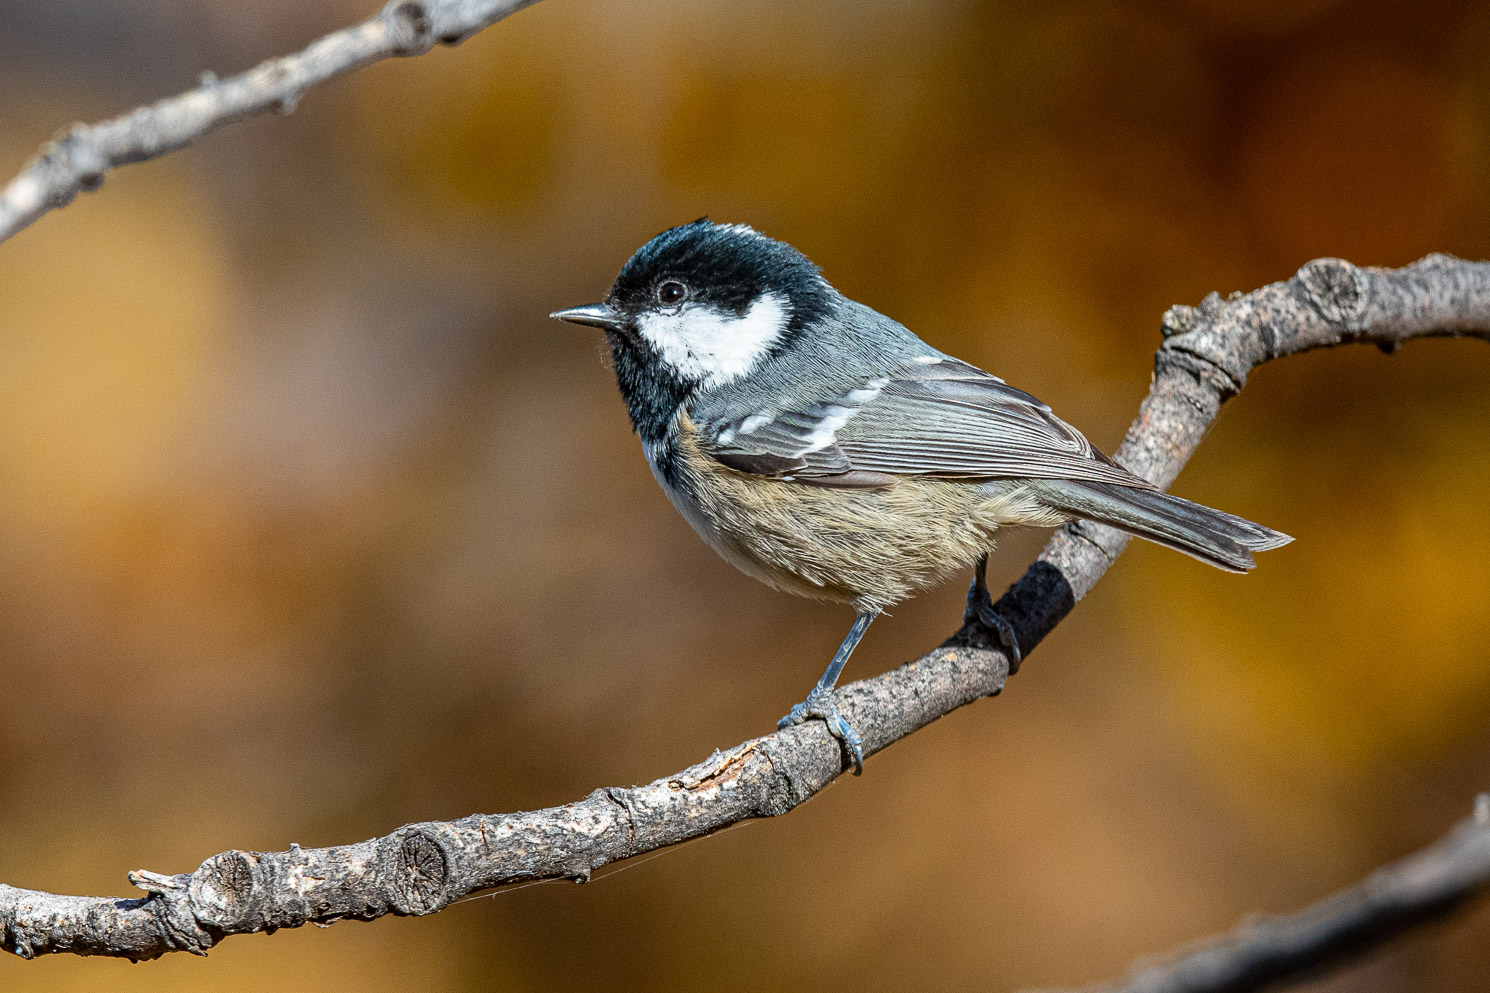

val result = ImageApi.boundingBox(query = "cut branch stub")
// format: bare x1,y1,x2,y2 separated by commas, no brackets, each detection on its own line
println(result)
383,1,436,54
1297,257,1371,331
380,829,455,915
188,851,258,929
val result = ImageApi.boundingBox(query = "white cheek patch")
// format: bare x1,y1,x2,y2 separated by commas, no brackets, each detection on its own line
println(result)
636,293,790,387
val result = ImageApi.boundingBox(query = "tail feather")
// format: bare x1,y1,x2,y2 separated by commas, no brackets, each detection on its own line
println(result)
1031,479,1292,573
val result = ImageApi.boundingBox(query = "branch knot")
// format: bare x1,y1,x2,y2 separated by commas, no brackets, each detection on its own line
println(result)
379,828,454,915
383,1,435,54
188,851,259,929
1160,304,1200,338
1298,257,1370,332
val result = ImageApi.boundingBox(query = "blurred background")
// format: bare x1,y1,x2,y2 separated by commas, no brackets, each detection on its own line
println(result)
1,0,1489,989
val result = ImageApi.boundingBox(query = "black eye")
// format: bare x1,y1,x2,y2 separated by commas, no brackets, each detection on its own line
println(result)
657,280,687,305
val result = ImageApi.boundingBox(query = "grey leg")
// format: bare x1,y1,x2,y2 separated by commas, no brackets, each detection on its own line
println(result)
777,611,877,775
964,554,1022,667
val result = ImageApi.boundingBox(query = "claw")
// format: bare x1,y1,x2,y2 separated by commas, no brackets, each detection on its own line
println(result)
977,601,1022,668
964,554,1022,669
778,686,864,775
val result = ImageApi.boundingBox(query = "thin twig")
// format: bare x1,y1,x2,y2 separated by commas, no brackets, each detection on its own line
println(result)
1,254,1485,962
0,0,543,245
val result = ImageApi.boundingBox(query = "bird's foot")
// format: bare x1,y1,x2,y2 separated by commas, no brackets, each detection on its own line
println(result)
777,686,864,775
964,585,1023,670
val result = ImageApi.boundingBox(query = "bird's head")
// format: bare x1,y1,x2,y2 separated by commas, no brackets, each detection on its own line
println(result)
552,222,835,431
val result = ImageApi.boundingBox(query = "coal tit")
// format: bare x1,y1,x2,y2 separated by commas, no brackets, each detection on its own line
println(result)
553,220,1290,774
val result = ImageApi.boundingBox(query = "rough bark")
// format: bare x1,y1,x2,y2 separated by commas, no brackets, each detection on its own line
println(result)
1,254,1485,965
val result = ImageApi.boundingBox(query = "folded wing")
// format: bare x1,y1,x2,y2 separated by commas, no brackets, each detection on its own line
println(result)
700,357,1154,490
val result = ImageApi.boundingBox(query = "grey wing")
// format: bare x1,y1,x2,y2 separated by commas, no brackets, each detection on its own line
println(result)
699,357,1154,490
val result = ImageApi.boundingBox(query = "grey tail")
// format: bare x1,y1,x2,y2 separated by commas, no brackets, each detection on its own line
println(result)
1030,479,1292,573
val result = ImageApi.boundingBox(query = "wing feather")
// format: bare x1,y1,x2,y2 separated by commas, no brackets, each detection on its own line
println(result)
698,358,1152,489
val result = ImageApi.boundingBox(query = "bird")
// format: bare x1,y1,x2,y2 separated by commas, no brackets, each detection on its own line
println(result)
552,219,1290,774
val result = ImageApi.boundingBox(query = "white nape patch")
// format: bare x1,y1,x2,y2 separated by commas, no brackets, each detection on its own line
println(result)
637,293,791,387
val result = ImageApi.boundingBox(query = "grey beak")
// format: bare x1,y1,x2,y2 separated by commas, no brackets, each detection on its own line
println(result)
550,303,624,332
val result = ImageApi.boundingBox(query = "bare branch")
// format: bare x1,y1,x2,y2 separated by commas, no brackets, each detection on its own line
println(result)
0,0,543,245
2,254,1485,962
1014,253,1490,611
1050,797,1490,993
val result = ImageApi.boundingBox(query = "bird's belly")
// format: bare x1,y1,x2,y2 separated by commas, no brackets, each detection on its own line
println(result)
655,435,1061,611
655,472,817,597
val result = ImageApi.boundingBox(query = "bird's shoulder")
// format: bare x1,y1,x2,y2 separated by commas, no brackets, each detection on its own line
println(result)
689,320,1150,490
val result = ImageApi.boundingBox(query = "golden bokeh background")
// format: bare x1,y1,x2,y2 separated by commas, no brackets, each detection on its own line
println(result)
2,0,1489,989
